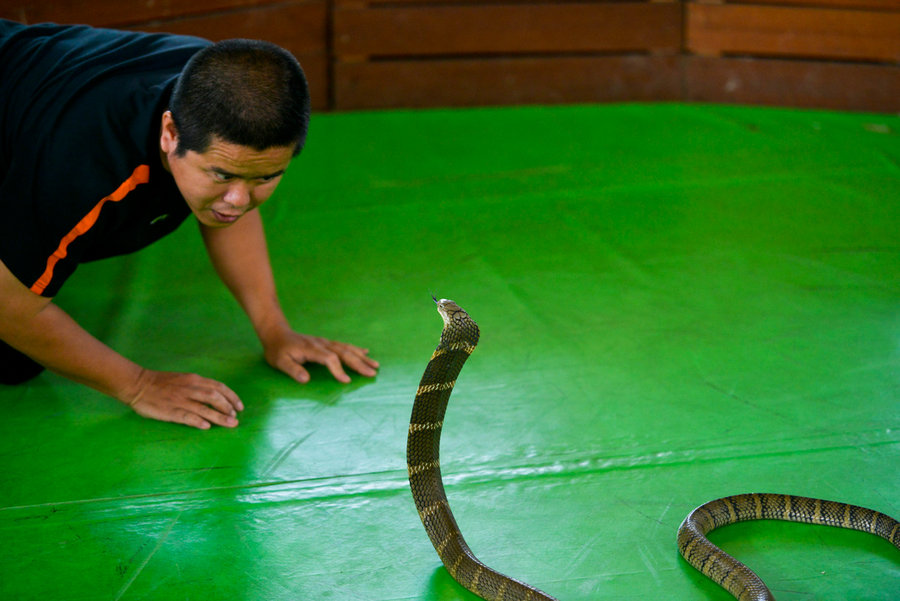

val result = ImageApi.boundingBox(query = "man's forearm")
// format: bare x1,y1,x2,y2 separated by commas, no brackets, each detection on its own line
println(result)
0,258,245,428
0,258,142,399
3,300,144,400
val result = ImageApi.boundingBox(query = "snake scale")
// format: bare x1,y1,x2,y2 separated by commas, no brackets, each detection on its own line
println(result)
407,298,900,601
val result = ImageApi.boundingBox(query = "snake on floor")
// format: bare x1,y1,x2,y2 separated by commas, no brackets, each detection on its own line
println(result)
407,298,900,601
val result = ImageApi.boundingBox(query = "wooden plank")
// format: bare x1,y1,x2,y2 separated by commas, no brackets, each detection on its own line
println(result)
687,4,900,63
129,3,327,57
334,0,678,5
684,56,900,113
719,0,900,11
0,0,320,28
129,4,329,109
336,0,893,7
334,2,682,58
334,55,681,110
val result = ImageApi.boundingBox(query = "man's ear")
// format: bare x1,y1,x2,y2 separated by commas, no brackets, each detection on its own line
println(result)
160,111,179,154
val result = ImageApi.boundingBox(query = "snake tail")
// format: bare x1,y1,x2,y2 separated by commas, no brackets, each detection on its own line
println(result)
677,492,900,601
408,299,558,601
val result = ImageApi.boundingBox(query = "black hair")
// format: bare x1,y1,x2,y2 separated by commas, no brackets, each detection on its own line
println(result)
170,39,310,157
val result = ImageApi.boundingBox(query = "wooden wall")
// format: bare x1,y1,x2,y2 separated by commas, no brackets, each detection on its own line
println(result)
0,0,330,110
684,0,900,113
2,0,899,113
332,1,683,109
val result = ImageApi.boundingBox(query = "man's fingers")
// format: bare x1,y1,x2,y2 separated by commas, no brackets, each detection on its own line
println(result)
185,380,241,427
271,351,308,383
265,333,379,385
332,342,379,373
301,346,350,383
285,359,311,384
170,407,212,430
323,351,351,383
189,400,239,428
196,383,241,416
218,383,244,412
137,397,239,430
340,348,378,377
182,373,243,414
127,370,243,430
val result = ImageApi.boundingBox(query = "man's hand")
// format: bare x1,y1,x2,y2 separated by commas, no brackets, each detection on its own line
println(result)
125,369,244,430
263,330,379,384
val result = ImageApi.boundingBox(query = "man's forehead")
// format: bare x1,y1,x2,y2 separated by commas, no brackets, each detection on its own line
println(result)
198,137,294,175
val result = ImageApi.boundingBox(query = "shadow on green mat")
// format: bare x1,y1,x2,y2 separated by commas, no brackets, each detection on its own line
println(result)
428,567,484,601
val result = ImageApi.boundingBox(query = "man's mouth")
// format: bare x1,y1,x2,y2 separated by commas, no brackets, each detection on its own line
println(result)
211,209,241,223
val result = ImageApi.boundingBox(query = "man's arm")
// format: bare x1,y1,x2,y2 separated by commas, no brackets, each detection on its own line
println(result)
0,259,242,429
199,209,378,383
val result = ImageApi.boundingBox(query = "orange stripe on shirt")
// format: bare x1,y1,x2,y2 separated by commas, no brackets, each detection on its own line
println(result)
30,164,151,295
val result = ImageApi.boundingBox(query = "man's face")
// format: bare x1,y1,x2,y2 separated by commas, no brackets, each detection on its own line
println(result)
160,111,295,227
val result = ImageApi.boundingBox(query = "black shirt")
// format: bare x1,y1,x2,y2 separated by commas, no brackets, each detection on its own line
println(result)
0,20,211,297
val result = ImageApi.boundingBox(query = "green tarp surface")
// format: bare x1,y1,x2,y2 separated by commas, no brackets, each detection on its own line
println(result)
1,103,898,600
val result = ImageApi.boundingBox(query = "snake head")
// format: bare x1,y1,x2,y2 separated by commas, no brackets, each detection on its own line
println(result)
435,298,461,324
435,298,480,345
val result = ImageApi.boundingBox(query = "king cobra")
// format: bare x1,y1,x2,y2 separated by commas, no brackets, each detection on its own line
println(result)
407,298,900,601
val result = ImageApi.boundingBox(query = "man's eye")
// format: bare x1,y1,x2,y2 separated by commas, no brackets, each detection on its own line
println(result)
211,171,232,182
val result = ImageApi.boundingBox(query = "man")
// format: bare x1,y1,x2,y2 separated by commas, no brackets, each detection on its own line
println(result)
0,20,379,429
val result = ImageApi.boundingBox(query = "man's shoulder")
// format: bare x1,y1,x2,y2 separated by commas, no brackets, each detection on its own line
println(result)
0,22,200,297
0,20,210,63
3,22,208,200
1,21,210,129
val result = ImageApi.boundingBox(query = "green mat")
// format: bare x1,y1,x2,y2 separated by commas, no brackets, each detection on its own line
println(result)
1,103,898,600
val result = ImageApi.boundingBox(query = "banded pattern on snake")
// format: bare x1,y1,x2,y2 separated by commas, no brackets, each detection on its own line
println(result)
678,493,900,600
407,298,900,601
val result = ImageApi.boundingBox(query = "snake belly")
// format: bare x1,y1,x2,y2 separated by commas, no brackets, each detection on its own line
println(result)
678,493,900,600
408,299,900,600
407,298,557,601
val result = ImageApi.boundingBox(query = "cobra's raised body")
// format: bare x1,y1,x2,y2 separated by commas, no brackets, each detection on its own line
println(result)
407,298,900,601
407,299,557,601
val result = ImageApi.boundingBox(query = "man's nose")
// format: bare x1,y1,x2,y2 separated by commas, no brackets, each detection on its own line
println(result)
223,182,252,208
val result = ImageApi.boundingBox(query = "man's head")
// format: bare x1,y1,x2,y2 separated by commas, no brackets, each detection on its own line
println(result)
169,38,310,157
161,39,310,228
